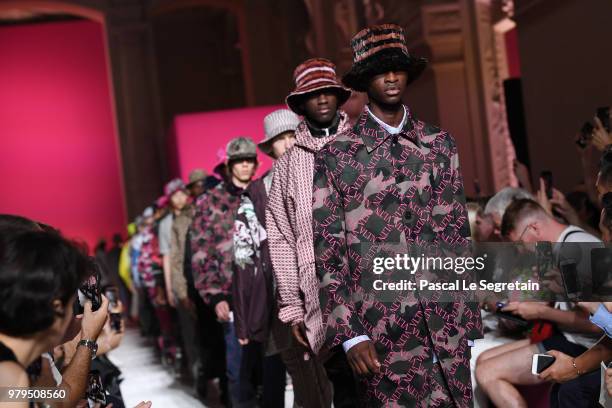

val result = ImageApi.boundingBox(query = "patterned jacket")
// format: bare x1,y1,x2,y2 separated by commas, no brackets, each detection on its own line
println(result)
232,176,271,342
312,107,483,407
266,111,351,349
190,182,243,307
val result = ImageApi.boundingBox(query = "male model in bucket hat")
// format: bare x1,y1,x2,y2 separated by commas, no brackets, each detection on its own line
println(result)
313,24,483,407
189,136,259,406
267,58,358,407
342,23,428,92
258,109,300,158
230,109,303,407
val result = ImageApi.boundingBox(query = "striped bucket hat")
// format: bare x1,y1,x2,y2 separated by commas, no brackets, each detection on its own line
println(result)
285,58,351,115
342,24,427,92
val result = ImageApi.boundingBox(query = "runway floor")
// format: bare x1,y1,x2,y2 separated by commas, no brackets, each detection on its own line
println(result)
109,328,294,407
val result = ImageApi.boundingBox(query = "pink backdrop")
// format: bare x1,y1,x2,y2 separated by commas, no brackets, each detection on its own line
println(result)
0,20,126,248
172,105,286,181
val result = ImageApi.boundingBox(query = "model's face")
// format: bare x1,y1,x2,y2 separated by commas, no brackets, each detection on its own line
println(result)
170,190,189,210
270,131,296,159
189,181,206,198
367,71,408,106
230,158,257,183
301,91,338,125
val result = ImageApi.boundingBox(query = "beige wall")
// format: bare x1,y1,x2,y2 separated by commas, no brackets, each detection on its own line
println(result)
515,0,612,193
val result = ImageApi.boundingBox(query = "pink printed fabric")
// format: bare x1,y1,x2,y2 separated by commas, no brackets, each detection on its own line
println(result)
312,107,483,407
265,111,351,350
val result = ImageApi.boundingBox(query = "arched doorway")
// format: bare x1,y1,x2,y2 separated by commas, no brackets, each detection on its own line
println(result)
0,1,126,248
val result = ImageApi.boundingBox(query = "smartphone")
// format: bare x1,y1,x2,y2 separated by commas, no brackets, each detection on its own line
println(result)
74,268,102,315
105,286,119,308
86,370,106,405
591,248,612,294
532,353,555,375
495,302,529,326
536,241,553,279
597,106,611,132
109,312,122,333
541,171,553,199
576,122,594,149
560,259,581,300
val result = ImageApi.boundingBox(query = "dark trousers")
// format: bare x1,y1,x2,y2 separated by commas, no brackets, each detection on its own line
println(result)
137,287,159,337
238,341,286,408
323,346,360,408
193,295,228,402
223,322,243,406
550,370,601,408
281,344,332,408
176,301,200,377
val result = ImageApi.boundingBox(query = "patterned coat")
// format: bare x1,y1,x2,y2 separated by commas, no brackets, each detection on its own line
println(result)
312,107,483,407
266,111,351,350
190,182,243,306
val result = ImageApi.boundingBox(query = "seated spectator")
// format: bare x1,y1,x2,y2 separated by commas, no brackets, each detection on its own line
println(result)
475,198,603,408
0,229,91,394
468,202,497,242
539,302,612,408
483,187,534,239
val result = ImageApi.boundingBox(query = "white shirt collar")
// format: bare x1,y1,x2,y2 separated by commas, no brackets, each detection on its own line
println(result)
366,105,407,135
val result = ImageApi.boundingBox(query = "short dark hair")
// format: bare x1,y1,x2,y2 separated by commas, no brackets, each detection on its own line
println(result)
0,214,40,233
0,230,93,336
500,199,547,238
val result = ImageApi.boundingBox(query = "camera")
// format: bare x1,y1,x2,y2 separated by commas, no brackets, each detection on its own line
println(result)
73,264,102,316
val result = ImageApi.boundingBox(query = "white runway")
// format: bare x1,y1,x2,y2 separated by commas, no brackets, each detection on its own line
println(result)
109,328,294,407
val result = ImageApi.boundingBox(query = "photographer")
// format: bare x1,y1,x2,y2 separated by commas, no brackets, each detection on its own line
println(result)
38,296,110,408
0,228,91,406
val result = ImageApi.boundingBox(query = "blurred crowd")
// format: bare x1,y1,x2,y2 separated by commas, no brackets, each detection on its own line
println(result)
469,115,612,407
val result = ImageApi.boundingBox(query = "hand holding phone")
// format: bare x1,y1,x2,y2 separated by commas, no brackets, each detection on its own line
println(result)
495,302,529,326
532,353,555,375
109,312,123,333
560,259,581,300
541,171,553,200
